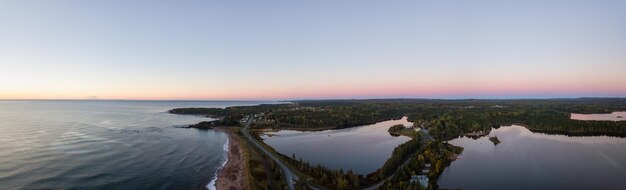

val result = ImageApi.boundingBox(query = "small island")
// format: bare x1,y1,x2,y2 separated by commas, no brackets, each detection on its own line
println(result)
489,136,501,145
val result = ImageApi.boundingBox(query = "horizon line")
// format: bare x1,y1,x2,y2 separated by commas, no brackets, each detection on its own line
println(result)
2,96,626,102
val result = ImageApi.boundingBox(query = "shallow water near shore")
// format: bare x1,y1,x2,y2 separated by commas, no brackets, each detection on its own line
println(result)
0,100,270,190
438,125,626,190
261,117,412,174
207,137,229,190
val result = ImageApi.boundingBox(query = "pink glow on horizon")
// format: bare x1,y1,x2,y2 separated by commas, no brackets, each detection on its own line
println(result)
162,84,626,100
2,84,624,100
2,74,625,100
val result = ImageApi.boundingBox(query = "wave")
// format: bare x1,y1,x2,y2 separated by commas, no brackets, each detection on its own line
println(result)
206,136,229,190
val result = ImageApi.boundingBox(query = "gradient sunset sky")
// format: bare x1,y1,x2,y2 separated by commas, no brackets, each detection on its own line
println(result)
1,0,625,100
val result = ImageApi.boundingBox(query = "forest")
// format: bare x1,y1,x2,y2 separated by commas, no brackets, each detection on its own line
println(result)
379,141,463,190
170,98,626,189
283,154,361,190
172,98,626,139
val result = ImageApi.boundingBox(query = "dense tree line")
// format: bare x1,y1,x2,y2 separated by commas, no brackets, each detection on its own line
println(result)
231,128,289,190
185,116,241,128
170,98,626,189
420,107,626,140
168,107,226,116
380,141,462,190
247,141,289,190
388,124,406,133
378,136,423,177
282,154,360,190
388,124,420,138
172,98,626,138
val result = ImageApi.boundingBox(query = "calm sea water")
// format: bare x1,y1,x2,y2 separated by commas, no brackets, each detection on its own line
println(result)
261,117,412,174
0,100,270,190
438,125,626,190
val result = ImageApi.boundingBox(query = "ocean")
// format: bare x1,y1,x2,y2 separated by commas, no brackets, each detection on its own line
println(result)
0,100,270,190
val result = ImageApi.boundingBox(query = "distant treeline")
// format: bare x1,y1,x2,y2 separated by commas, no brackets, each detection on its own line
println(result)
170,98,626,139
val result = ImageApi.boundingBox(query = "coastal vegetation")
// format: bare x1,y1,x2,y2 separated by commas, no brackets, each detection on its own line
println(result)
283,154,361,190
378,136,423,177
379,141,463,190
170,98,626,189
388,124,406,134
233,127,289,190
247,129,364,190
388,124,419,138
187,119,240,128
173,98,626,138
256,129,434,189
489,136,501,145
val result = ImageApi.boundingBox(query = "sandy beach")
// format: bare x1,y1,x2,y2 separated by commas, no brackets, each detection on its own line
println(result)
215,127,247,190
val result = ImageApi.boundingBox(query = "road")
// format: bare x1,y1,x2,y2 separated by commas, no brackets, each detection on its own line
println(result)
364,129,434,190
241,120,299,190
242,119,432,190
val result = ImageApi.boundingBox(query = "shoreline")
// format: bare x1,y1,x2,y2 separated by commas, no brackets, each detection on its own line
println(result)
211,127,247,190
206,135,228,190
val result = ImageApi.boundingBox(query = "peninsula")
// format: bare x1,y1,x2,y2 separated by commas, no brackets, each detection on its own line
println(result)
171,98,626,190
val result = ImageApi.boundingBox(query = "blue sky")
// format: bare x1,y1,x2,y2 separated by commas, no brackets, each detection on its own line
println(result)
1,0,625,100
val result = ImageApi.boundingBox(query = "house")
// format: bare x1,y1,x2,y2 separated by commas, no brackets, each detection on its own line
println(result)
418,175,428,188
411,175,429,188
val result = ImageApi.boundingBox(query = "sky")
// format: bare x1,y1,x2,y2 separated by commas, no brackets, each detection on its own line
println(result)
1,0,625,100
